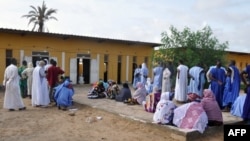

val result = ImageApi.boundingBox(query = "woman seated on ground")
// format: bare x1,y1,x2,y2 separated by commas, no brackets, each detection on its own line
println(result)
125,82,147,105
115,83,132,102
153,91,176,125
143,86,161,113
173,101,208,133
87,81,107,99
54,79,74,110
187,92,201,102
200,89,223,126
107,80,120,99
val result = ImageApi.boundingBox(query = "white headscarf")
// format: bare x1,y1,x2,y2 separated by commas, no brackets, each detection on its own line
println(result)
153,92,177,124
27,62,33,68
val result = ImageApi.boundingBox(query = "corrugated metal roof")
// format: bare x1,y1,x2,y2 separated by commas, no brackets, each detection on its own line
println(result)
0,28,162,47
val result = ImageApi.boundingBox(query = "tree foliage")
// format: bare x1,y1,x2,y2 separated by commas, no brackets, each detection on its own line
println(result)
154,25,228,70
22,1,58,32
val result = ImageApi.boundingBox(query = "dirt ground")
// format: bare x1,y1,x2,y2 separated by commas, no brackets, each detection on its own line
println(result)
0,91,223,141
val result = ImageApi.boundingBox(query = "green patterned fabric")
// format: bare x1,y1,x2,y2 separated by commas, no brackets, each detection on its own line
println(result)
18,66,27,98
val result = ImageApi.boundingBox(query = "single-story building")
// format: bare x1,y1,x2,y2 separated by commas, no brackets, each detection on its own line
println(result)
0,28,161,84
1,28,249,85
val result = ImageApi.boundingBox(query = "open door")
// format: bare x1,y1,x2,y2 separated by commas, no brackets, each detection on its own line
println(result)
70,58,77,84
90,59,99,83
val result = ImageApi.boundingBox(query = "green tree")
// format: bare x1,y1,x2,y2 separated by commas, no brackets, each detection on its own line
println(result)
154,25,228,70
22,1,57,32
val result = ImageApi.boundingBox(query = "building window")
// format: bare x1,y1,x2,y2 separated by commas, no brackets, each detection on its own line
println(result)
6,49,12,67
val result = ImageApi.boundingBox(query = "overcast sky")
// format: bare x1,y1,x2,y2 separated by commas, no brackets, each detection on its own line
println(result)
0,0,250,53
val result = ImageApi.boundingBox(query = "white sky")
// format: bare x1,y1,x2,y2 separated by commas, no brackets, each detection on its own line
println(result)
0,0,250,53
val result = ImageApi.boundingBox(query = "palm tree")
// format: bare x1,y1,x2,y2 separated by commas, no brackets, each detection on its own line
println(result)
22,1,57,32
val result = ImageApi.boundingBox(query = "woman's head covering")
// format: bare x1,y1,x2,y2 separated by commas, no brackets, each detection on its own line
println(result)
201,89,223,123
141,63,147,68
136,82,144,89
123,83,129,88
39,60,45,66
203,89,215,101
27,62,33,68
153,91,176,124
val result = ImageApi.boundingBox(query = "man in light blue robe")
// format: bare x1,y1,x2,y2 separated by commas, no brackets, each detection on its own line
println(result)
140,63,149,85
152,62,163,91
132,64,141,89
54,79,74,110
188,63,205,98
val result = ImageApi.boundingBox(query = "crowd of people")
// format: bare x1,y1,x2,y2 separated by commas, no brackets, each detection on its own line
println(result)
86,60,250,133
2,58,73,111
3,57,250,133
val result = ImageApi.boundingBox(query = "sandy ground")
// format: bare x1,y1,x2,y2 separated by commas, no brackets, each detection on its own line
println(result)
0,90,223,141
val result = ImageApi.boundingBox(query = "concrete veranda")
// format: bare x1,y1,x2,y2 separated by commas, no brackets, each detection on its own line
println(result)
72,84,244,141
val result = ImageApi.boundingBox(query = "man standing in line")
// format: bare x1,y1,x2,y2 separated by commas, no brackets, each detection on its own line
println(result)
132,64,141,90
162,62,172,93
209,60,226,109
240,64,250,125
223,60,241,111
47,60,65,102
32,60,50,107
174,60,189,103
3,58,26,111
188,63,205,99
18,60,27,98
140,63,148,85
152,62,163,92
21,62,34,99
44,58,54,73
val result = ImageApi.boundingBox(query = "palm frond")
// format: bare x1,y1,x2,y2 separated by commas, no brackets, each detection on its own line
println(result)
22,1,57,32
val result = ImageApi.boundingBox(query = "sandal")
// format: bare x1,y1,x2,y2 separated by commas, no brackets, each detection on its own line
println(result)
124,98,131,103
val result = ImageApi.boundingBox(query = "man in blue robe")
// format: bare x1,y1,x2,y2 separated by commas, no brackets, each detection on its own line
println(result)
209,60,226,109
240,65,250,124
223,60,241,111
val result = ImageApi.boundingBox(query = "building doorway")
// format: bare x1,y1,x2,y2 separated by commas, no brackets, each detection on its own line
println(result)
77,58,90,84
32,51,49,67
117,55,122,84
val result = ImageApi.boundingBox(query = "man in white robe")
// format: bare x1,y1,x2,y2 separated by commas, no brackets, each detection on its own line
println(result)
21,62,34,99
32,60,50,107
162,63,172,93
174,60,189,102
3,58,26,111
